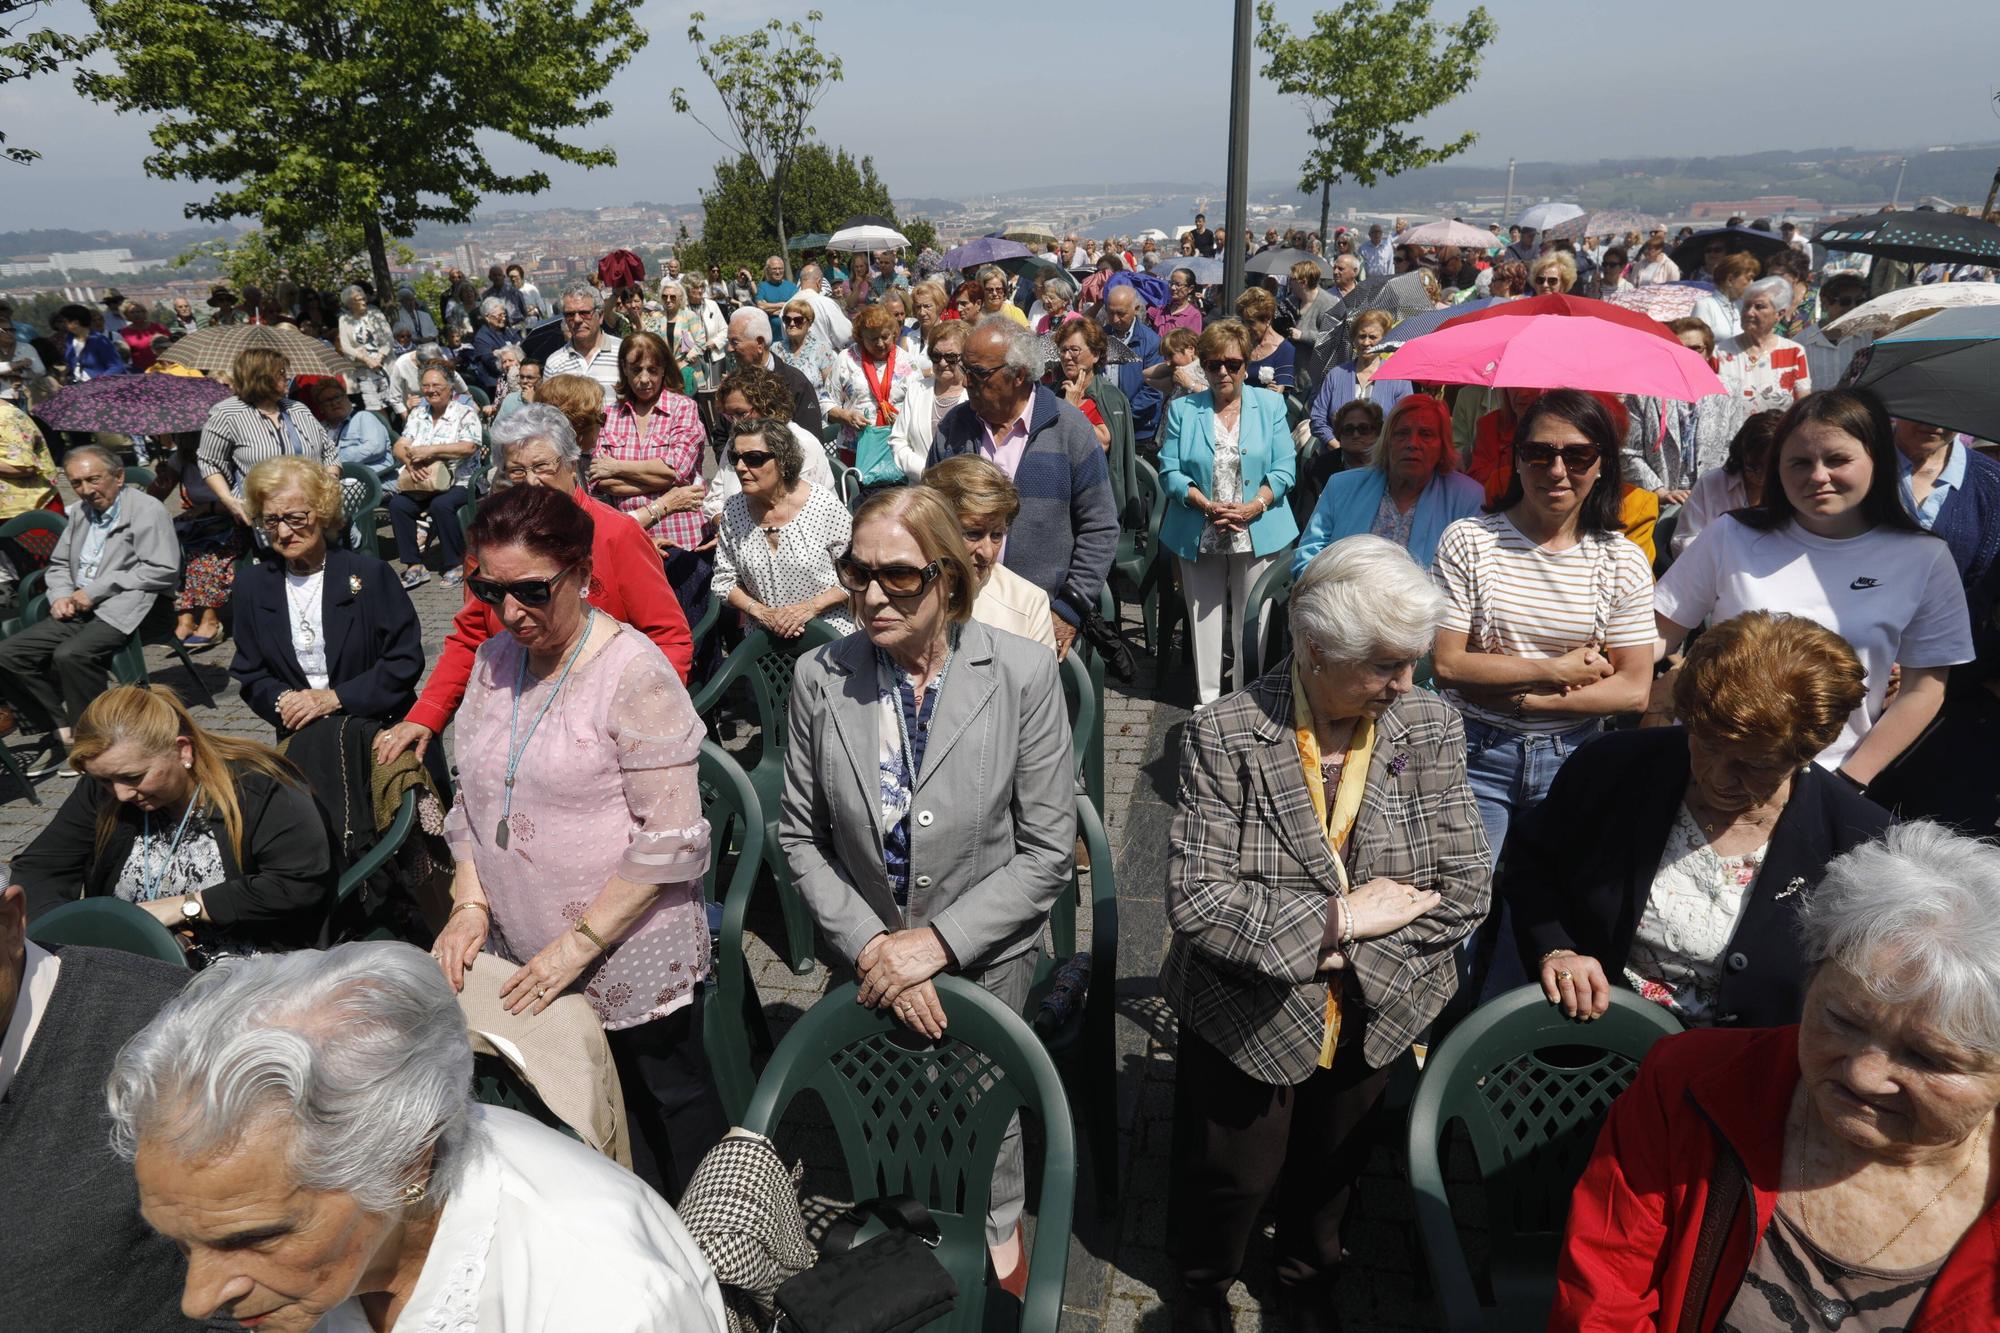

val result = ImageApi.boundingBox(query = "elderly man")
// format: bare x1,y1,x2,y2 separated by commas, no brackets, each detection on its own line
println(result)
926,318,1117,657
1103,283,1166,450
166,296,199,335
542,282,622,410
0,881,201,1331
725,307,825,439
1358,224,1396,279
0,446,176,769
868,251,906,299
796,263,853,349
754,254,799,342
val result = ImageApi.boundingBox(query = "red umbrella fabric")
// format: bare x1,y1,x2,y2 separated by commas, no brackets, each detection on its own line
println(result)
1374,314,1725,401
1437,292,1677,342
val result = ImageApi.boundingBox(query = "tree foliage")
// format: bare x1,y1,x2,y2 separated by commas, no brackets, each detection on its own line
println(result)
671,9,843,276
174,223,414,298
1255,0,1495,209
0,0,87,163
695,143,907,273
78,0,646,301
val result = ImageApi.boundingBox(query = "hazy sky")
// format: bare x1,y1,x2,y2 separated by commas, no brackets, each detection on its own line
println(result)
2,0,1996,232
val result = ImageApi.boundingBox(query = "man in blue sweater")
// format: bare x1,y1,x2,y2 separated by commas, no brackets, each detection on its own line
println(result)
1102,284,1164,454
928,318,1118,657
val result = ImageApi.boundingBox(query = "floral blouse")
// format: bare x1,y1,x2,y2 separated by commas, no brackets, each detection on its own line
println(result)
1625,803,1767,1025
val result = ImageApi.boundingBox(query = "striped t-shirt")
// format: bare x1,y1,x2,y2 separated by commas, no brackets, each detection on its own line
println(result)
543,334,623,409
1431,511,1655,733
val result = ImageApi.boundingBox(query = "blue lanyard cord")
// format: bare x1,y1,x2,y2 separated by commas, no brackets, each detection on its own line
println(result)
497,609,598,844
138,786,204,904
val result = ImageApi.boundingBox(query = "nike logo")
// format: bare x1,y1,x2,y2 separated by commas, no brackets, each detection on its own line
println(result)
1850,577,1880,590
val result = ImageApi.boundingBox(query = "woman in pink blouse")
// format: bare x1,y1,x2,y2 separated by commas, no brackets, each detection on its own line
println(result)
589,329,713,623
429,482,723,1201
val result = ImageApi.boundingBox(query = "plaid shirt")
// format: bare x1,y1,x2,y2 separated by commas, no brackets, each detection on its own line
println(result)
1160,666,1491,1084
594,395,707,550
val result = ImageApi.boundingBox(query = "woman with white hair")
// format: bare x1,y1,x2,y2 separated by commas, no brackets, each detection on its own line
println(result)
108,940,729,1330
1713,274,1812,413
468,296,523,399
1162,535,1491,1330
336,285,395,413
1555,821,2000,1331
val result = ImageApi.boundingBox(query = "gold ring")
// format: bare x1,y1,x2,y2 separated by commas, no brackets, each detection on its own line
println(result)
1556,970,1573,983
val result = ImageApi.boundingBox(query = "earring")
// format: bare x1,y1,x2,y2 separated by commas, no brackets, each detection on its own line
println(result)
402,1181,427,1206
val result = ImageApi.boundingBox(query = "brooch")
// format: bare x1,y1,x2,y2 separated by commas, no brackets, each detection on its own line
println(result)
1386,752,1409,777
348,573,364,594
1773,876,1806,902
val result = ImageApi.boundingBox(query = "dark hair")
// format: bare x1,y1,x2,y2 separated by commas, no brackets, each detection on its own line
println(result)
1820,272,1867,304
1736,389,1923,535
466,481,594,571
1723,409,1783,477
1487,388,1627,534
1762,248,1810,284
617,329,681,401
1332,399,1385,437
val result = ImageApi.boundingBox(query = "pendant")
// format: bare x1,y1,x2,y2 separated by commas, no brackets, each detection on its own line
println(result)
495,818,510,849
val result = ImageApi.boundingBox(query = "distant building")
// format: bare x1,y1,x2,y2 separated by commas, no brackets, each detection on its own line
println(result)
0,248,147,278
1687,196,1825,221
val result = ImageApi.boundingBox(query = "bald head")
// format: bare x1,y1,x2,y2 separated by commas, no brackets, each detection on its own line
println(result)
799,263,824,291
1105,283,1139,334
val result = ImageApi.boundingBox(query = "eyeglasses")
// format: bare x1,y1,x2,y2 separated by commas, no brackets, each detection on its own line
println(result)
1516,442,1603,471
1201,357,1246,376
258,510,316,534
781,315,808,327
960,361,1008,385
728,448,776,468
562,309,597,323
500,460,564,482
836,555,942,600
1532,275,1564,289
466,564,579,608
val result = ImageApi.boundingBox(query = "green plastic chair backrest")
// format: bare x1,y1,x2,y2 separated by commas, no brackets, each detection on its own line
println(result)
0,510,67,543
691,620,843,758
1405,985,1681,1330
336,788,417,906
124,465,156,490
338,462,385,525
1238,555,1294,681
741,976,1076,1333
1040,794,1117,1050
696,740,764,1122
1058,648,1096,791
464,384,491,409
1135,456,1166,544
29,897,191,968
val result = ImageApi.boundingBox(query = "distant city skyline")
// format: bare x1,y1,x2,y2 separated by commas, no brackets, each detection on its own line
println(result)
1,0,1996,231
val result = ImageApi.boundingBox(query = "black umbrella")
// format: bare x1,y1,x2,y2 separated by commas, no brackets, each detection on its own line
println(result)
1246,248,1328,280
839,213,898,231
1849,305,2000,440
521,316,566,366
1813,207,2000,268
1668,225,1789,276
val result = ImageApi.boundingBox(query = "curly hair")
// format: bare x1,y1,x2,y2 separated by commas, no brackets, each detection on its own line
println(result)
1673,611,1866,766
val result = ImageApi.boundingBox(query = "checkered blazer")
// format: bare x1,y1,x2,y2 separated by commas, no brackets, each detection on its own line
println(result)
1160,665,1491,1085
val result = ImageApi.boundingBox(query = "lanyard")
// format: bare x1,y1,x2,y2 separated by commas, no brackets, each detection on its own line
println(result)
495,609,597,850
859,346,898,425
879,634,953,794
138,786,204,903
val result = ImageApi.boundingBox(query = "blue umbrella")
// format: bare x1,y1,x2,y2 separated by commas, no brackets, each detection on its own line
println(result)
1156,256,1224,285
941,237,1031,272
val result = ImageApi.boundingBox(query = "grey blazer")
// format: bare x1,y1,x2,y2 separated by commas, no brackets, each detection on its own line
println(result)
779,619,1076,971
45,487,179,634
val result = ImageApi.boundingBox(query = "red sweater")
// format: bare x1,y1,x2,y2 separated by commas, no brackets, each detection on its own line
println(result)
1553,1025,2000,1332
403,489,693,735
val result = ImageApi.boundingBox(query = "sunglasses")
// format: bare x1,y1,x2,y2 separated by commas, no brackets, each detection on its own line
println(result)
930,352,964,369
1516,442,1603,471
728,448,776,468
1533,275,1564,288
781,315,808,326
1335,422,1377,437
466,564,579,608
960,361,1007,385
1201,357,1246,376
836,555,942,600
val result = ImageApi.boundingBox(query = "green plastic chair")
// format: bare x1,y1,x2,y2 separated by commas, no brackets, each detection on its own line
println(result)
1108,458,1172,655
741,976,1076,1333
10,592,217,710
463,384,492,410
335,788,418,907
696,740,773,1123
1652,505,1680,579
1058,647,1101,812
1236,555,1294,683
689,619,844,974
29,897,191,967
0,509,68,575
338,462,386,558
124,465,155,490
1406,984,1682,1331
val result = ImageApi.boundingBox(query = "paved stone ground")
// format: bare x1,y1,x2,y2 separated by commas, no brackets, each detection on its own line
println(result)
0,539,1456,1332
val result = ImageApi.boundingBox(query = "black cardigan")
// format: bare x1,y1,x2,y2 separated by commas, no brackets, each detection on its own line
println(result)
14,764,338,950
1504,727,1892,1029
228,546,425,734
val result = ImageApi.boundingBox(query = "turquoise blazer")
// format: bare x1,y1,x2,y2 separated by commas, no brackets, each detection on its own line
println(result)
1158,385,1301,562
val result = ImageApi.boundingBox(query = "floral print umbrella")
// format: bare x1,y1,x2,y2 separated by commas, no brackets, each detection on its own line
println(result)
33,371,234,434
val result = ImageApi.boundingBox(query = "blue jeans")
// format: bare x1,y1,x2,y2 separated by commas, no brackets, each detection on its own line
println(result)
1462,715,1602,998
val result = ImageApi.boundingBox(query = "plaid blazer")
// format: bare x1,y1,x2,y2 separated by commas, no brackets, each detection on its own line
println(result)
1160,664,1492,1084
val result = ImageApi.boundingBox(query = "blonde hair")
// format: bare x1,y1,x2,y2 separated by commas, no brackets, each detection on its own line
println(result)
244,456,342,530
849,486,978,624
69,686,305,865
924,455,1021,527
1233,286,1277,324
532,373,604,442
1529,252,1578,292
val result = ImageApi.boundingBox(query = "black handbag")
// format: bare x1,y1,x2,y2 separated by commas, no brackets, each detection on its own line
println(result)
773,1195,958,1333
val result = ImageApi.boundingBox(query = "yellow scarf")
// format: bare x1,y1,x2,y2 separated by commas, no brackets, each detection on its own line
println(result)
1292,659,1376,1069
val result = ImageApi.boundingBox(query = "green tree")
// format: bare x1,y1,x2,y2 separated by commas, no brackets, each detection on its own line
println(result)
903,218,938,255
1255,0,1496,243
79,0,645,304
1,0,86,163
695,144,902,274
175,222,413,298
671,9,843,279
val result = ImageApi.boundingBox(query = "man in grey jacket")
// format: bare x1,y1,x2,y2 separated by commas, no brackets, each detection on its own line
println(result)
0,445,177,772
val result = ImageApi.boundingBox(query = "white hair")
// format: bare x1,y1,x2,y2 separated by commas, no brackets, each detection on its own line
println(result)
971,315,1041,376
106,942,482,1215
1740,275,1794,315
489,402,579,467
340,284,366,304
478,296,508,321
494,342,523,367
1289,534,1445,663
559,281,600,310
1799,822,2000,1053
727,305,771,345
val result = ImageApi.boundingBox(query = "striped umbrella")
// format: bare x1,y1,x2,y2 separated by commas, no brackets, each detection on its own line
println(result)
159,322,357,378
1542,210,1663,244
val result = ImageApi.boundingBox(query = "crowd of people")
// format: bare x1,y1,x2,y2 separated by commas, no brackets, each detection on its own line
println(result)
1,206,1998,1333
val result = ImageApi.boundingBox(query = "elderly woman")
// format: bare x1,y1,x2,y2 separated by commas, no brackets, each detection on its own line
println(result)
16,685,335,960
1554,821,2000,1330
386,364,482,590
976,264,1028,325
1292,399,1385,526
923,454,1058,650
1049,316,1116,452
590,331,706,548
335,285,396,413
1294,393,1484,576
429,483,725,1201
1509,611,1887,1028
1689,251,1763,345
1528,251,1578,295
1714,274,1812,413
115,299,169,372
107,942,729,1329
704,365,839,518
886,320,968,478
1484,259,1529,300
1622,317,1753,506
229,455,423,737
1657,389,1970,788
780,484,1073,1294
1164,536,1490,1330
824,303,920,462
494,357,541,422
711,416,854,639
467,296,523,397
1034,275,1076,334
907,279,950,355
1233,287,1296,391
1673,408,1780,555
775,297,835,400
197,347,337,529
1307,307,1412,450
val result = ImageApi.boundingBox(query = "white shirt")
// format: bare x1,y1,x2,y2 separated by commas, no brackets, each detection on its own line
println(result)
316,1106,727,1333
0,342,46,400
285,568,330,688
1655,515,1974,768
543,334,623,409
797,286,852,349
973,563,1056,650
0,940,59,1099
403,399,485,486
702,421,836,519
1673,466,1751,555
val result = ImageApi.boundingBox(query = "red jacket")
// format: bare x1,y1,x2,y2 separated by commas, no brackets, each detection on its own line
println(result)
1553,1025,2000,1331
403,489,693,735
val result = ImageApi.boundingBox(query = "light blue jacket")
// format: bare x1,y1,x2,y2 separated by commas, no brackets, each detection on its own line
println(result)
1159,386,1300,562
1292,466,1486,578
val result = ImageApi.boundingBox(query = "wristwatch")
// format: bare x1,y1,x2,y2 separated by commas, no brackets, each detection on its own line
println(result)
180,894,204,924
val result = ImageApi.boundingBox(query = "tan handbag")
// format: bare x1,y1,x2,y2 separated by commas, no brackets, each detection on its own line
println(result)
396,459,455,494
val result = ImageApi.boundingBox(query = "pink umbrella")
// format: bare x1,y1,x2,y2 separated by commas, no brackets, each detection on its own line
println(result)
1374,313,1725,401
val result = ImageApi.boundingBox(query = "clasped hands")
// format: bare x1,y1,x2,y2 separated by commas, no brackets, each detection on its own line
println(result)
1316,876,1442,972
855,928,950,1039
1460,643,1614,714
276,688,341,730
50,590,93,620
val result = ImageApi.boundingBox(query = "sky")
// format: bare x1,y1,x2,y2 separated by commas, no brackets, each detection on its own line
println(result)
1,0,1997,233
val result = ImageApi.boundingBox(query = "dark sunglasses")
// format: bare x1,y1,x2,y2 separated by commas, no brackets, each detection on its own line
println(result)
1335,422,1377,437
836,555,941,600
728,448,776,468
1516,442,1603,471
466,564,579,608
781,315,808,326
1201,357,1246,376
930,352,964,369
960,361,1008,385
